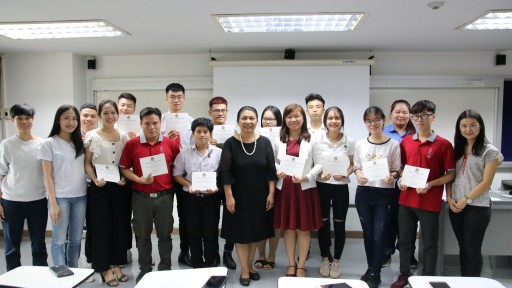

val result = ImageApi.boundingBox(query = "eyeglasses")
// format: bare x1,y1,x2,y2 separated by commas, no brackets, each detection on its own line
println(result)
212,109,227,114
364,118,382,125
411,113,433,120
168,96,184,101
263,117,276,122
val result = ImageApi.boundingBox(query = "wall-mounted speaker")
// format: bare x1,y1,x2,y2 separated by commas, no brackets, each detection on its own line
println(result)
284,49,295,60
87,59,96,69
496,54,506,66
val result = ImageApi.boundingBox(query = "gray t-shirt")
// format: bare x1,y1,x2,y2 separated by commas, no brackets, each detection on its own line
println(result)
452,144,503,207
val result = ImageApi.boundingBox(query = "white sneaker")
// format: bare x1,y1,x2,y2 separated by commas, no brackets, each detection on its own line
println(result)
84,275,95,283
330,262,341,279
319,260,330,277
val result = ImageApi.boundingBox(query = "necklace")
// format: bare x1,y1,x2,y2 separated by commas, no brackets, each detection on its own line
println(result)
240,134,257,156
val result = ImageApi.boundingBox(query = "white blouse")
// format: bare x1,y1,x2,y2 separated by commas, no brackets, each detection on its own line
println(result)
84,129,129,166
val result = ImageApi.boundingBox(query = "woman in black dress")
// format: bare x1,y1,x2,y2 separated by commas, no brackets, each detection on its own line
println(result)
220,106,277,286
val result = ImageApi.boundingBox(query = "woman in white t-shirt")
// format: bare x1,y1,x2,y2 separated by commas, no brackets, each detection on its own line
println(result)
313,106,355,279
353,106,401,288
38,105,87,268
84,100,130,286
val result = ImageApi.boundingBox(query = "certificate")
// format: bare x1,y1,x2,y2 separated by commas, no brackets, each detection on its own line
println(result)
260,127,281,145
280,155,306,177
164,113,190,135
117,115,140,135
94,164,120,183
323,154,350,177
362,158,389,182
212,125,235,144
139,154,168,177
191,172,217,191
401,165,430,188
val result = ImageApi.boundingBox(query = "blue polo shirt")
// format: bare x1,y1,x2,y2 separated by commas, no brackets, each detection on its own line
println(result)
383,124,411,144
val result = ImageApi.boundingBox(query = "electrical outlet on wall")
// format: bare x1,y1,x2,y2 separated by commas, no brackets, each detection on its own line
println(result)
1,108,11,120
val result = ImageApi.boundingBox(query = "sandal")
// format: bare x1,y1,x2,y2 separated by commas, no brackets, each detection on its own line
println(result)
297,267,307,277
101,271,119,287
286,265,297,277
111,266,129,282
254,259,267,269
263,261,275,270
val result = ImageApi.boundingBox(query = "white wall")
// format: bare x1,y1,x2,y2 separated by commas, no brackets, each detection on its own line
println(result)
2,50,511,232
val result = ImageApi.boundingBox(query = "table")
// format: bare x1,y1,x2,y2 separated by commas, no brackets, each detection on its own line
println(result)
135,267,228,288
0,266,93,288
278,277,369,288
431,191,512,275
408,276,506,288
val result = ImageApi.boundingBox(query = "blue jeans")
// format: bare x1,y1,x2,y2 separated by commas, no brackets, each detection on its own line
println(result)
50,196,87,268
355,186,394,274
2,198,48,271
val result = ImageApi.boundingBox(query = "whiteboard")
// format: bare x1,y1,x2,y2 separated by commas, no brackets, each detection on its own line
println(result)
370,88,497,145
94,89,212,120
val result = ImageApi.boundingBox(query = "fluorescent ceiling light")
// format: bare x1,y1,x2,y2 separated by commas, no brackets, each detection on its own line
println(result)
0,20,129,39
458,10,512,30
215,13,365,33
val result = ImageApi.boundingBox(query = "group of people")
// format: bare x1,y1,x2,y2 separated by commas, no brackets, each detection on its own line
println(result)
0,84,503,288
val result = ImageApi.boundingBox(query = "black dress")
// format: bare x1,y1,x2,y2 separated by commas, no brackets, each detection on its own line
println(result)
220,135,278,244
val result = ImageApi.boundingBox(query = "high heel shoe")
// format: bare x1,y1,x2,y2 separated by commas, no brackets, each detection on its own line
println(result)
111,266,129,282
101,270,119,287
286,265,297,277
297,267,307,277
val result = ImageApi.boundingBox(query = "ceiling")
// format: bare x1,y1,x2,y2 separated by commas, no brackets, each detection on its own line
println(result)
1,0,511,56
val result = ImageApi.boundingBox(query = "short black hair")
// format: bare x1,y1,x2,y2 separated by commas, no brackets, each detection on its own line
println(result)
191,117,214,133
305,93,325,106
118,93,137,105
165,83,185,94
139,107,162,121
410,100,436,114
10,103,35,118
80,103,97,112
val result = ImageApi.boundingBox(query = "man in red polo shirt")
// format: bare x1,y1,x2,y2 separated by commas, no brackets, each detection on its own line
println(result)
391,100,455,288
119,107,180,284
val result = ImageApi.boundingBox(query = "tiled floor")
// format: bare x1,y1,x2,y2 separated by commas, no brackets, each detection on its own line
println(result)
0,236,511,287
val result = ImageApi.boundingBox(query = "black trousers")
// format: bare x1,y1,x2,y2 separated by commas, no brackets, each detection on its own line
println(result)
176,187,189,253
449,205,491,276
183,192,221,268
90,182,130,272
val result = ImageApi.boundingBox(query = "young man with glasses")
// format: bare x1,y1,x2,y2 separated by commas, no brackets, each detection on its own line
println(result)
207,97,237,270
391,100,455,288
161,83,194,267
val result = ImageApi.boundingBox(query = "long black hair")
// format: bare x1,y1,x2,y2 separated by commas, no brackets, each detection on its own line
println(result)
261,105,283,127
48,105,84,159
453,109,488,160
390,99,416,135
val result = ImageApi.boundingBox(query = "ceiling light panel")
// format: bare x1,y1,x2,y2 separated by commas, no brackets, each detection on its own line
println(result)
216,13,365,33
0,20,129,39
459,10,512,30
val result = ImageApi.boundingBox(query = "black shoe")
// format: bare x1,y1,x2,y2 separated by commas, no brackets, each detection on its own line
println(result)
135,270,150,284
249,271,260,281
223,251,236,270
178,251,192,267
239,276,250,286
360,268,371,282
211,253,220,267
367,273,382,288
382,255,391,267
410,255,418,269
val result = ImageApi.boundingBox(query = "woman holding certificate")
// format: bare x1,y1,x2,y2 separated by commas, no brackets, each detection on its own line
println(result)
447,110,503,276
312,106,355,279
353,106,401,288
84,100,130,286
220,106,277,286
37,105,87,270
254,105,283,271
273,103,323,278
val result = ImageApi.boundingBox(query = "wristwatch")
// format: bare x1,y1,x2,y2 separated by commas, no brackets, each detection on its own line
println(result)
464,195,473,204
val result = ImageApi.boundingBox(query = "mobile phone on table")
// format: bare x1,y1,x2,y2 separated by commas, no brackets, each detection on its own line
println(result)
49,265,74,277
318,283,352,288
429,281,451,288
202,275,229,288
